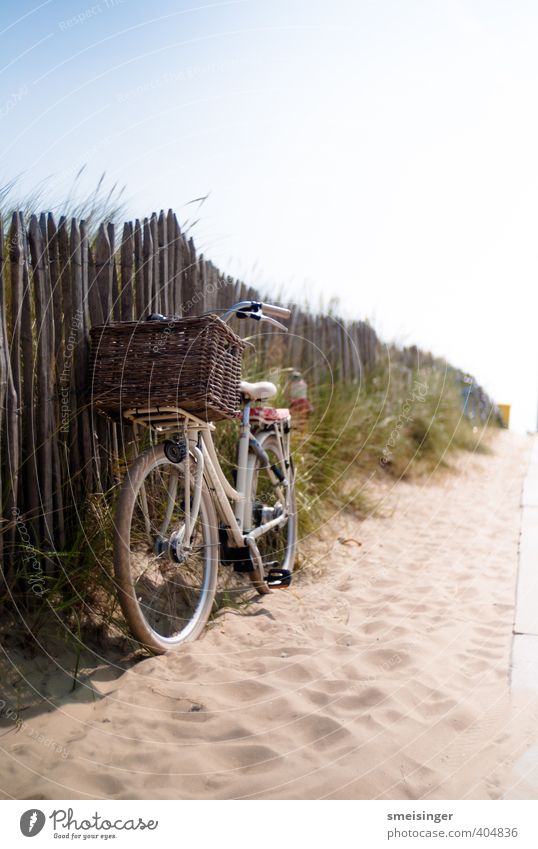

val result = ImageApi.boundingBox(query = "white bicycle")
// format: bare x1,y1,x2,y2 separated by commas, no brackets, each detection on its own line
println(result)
113,301,297,653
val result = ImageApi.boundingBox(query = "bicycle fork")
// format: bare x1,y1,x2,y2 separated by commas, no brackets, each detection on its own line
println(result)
157,432,205,563
178,442,204,552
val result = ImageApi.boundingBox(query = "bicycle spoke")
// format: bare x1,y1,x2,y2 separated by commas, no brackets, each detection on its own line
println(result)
159,467,179,538
138,481,152,543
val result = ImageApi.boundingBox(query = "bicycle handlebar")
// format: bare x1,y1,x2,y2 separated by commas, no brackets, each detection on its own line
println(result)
148,301,291,330
261,303,291,320
219,300,291,329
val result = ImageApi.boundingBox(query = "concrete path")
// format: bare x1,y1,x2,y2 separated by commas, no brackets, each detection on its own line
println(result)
512,438,538,677
508,437,538,797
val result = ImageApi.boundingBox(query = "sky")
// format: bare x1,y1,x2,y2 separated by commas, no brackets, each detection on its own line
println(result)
1,0,537,430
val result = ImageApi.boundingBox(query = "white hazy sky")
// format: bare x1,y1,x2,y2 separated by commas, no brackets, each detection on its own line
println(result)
1,0,538,430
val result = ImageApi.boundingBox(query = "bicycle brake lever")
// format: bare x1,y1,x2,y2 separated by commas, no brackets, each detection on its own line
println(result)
224,305,287,331
259,314,288,331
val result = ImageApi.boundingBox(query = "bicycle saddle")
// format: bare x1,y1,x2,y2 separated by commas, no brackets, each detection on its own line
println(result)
240,380,277,401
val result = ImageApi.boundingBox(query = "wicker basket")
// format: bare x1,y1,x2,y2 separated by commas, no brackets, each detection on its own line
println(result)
90,315,246,422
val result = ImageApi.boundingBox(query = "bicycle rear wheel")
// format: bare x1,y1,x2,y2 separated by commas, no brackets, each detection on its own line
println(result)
113,444,218,653
249,431,297,594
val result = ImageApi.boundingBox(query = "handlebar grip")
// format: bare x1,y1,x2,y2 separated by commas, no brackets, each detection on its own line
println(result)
261,303,291,320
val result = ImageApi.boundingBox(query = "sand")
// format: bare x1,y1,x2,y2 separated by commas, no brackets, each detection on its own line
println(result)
1,430,537,800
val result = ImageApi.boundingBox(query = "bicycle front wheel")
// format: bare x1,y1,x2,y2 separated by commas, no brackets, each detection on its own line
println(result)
113,444,219,653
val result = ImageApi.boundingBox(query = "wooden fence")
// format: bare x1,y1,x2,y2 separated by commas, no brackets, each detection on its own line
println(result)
0,208,379,570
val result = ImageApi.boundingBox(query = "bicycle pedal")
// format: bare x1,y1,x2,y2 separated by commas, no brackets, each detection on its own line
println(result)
266,568,292,588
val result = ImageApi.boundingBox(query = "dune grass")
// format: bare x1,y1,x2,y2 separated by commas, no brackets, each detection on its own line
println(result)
291,359,494,535
0,169,126,233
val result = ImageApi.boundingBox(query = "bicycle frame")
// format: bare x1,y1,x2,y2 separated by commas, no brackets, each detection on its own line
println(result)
124,400,292,558
189,401,290,549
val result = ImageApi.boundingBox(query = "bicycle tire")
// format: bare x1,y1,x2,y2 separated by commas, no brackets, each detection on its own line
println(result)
113,444,219,653
249,431,297,595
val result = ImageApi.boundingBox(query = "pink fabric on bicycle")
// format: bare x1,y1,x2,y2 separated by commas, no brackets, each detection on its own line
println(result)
250,407,290,421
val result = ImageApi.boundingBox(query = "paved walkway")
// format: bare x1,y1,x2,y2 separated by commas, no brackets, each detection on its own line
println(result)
512,438,538,680
508,437,538,797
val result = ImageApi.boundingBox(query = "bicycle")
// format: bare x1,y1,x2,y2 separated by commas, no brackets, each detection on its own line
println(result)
111,301,297,653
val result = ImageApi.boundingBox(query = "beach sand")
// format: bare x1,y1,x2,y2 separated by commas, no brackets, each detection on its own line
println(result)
1,430,537,800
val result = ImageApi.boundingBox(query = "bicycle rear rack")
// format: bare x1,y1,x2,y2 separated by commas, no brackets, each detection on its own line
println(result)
123,406,215,433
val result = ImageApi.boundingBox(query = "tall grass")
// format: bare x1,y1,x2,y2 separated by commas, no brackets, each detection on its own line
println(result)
0,168,126,233
292,358,494,536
